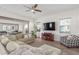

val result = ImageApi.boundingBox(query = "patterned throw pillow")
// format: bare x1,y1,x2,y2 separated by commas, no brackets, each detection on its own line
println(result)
67,35,73,40
67,35,79,40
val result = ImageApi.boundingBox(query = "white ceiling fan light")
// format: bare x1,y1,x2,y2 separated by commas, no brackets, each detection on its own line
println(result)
31,10,35,13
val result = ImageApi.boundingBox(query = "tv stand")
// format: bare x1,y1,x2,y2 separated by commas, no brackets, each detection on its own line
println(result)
41,32,54,41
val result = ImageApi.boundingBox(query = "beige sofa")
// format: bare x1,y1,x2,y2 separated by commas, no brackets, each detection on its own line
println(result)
0,35,61,55
7,32,35,44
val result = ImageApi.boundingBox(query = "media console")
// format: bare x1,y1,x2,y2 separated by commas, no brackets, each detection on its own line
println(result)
41,32,54,41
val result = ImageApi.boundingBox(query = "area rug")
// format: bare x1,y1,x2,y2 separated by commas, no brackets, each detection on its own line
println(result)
39,44,62,55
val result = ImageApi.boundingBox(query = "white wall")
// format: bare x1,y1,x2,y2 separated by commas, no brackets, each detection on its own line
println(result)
36,8,79,41
0,7,28,21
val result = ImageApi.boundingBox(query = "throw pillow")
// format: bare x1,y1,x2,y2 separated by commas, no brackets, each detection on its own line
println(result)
24,35,28,38
67,35,73,40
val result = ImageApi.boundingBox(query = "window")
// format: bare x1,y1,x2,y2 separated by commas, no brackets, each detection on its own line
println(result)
0,23,19,32
24,24,29,33
60,18,71,33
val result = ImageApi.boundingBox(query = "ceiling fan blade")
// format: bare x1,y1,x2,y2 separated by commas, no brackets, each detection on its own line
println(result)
35,9,42,12
32,4,38,9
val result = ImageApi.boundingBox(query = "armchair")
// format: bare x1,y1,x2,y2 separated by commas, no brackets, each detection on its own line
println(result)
60,35,79,47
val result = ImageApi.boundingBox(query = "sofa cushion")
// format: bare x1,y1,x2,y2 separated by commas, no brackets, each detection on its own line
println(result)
6,41,19,53
7,35,17,41
15,41,26,45
1,37,10,46
0,42,8,55
18,38,28,42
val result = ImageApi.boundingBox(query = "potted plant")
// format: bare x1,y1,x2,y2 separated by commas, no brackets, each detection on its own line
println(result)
31,24,37,38
31,31,37,38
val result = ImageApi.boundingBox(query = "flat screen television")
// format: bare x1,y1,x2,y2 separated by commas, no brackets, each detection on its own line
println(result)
43,22,55,30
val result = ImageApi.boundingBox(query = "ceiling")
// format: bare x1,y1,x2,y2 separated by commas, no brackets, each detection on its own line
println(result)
0,4,79,20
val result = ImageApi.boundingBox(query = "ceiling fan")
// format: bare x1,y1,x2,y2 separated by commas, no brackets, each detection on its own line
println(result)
24,4,42,13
